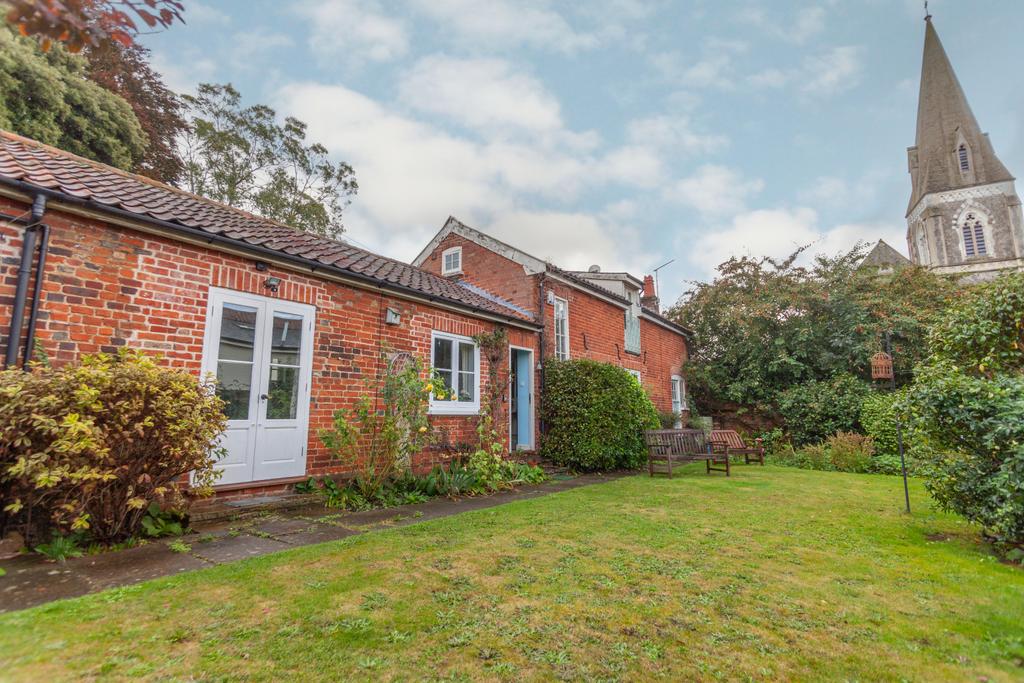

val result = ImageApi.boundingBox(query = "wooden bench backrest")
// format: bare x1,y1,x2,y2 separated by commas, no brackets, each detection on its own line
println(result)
710,429,747,450
644,429,710,455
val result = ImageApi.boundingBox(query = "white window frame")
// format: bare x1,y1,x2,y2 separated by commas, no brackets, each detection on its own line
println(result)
553,296,570,360
429,330,480,415
624,304,641,354
671,375,685,414
441,246,463,275
626,368,642,382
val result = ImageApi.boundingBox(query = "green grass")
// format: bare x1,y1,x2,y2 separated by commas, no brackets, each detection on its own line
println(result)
2,466,1023,681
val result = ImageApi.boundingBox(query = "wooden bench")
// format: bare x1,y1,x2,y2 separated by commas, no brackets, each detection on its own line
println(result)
709,430,765,465
643,429,730,477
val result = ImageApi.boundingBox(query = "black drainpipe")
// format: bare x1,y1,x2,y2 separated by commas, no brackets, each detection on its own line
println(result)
4,194,48,369
21,222,51,368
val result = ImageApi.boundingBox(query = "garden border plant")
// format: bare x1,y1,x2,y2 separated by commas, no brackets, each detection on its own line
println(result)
0,349,225,548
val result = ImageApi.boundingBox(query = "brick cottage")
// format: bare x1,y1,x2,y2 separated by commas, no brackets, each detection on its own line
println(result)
0,131,691,496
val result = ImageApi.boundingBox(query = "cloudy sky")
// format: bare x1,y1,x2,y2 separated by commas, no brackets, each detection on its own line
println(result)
141,0,1024,305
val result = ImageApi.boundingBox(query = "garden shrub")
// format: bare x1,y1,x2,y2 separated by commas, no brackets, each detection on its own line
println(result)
909,272,1024,560
770,432,874,473
656,411,680,429
540,359,659,471
826,432,874,473
860,392,901,457
776,374,871,447
0,350,225,544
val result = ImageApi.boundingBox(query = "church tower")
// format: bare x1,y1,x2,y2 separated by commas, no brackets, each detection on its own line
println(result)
906,15,1024,281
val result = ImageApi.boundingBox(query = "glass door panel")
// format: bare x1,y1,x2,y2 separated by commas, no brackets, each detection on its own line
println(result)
216,302,258,420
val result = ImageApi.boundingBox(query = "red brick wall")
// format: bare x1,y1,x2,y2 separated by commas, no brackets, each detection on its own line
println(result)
417,232,689,415
0,197,541,486
420,233,540,315
542,280,687,413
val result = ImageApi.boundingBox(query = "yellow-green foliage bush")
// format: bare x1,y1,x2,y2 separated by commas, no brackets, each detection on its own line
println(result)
0,350,225,544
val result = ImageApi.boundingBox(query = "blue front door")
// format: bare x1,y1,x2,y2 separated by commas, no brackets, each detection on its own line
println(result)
511,349,533,450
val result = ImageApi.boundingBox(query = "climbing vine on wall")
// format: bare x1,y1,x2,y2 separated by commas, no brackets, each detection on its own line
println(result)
472,328,509,451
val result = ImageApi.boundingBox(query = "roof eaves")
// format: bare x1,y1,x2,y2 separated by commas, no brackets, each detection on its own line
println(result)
0,175,539,330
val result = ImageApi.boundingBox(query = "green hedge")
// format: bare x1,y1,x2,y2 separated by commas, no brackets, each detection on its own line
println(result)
540,359,659,471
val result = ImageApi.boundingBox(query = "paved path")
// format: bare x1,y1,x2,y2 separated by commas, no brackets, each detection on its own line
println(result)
0,473,624,613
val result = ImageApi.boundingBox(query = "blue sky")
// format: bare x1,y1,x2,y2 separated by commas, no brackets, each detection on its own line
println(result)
140,0,1024,305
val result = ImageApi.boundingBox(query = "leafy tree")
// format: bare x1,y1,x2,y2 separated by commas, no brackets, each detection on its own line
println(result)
908,272,1024,560
0,24,146,170
181,84,358,238
5,0,183,52
668,245,959,419
83,39,186,182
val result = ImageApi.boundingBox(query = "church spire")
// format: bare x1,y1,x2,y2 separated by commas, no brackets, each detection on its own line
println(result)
906,16,1013,215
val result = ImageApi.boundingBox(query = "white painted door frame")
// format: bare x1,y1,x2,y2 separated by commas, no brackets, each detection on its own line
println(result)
508,345,535,451
200,287,316,486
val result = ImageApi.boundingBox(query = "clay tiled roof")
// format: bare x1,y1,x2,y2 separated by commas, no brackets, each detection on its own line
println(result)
0,131,535,324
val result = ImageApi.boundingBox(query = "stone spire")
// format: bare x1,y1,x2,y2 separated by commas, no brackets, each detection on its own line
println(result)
906,16,1013,215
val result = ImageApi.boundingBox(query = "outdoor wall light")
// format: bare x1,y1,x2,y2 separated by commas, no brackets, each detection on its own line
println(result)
385,307,401,325
263,276,281,293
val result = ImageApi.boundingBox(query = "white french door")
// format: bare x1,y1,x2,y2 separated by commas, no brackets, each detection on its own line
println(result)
201,288,316,486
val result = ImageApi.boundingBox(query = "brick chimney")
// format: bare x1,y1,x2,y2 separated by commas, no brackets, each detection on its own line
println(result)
640,274,659,312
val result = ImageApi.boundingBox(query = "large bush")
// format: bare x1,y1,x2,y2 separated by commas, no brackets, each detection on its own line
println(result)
776,374,871,447
0,350,225,544
909,273,1024,560
540,359,659,471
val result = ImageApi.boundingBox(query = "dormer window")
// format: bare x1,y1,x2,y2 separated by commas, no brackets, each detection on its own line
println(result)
958,144,970,172
441,246,462,275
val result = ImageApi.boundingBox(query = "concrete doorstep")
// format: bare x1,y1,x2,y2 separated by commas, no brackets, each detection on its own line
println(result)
0,472,622,613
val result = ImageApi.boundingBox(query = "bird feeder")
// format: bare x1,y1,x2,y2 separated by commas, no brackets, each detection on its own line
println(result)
871,351,893,380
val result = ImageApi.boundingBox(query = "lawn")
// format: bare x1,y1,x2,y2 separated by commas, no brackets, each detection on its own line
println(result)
2,466,1023,681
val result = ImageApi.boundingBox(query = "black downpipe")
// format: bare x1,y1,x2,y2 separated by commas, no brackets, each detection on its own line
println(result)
22,222,50,368
4,194,47,369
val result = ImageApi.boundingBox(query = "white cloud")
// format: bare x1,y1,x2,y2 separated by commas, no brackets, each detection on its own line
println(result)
300,0,408,64
273,82,666,273
736,5,826,44
488,210,652,272
150,49,217,95
185,1,230,25
801,46,864,95
227,29,293,70
651,39,747,91
408,0,597,53
664,165,764,216
746,46,865,96
398,56,563,135
627,115,728,155
688,207,906,277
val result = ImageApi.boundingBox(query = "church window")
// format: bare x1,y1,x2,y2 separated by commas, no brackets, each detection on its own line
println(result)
958,144,970,172
961,212,988,257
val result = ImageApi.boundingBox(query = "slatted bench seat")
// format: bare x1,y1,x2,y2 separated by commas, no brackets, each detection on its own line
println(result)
709,430,765,465
643,429,730,477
